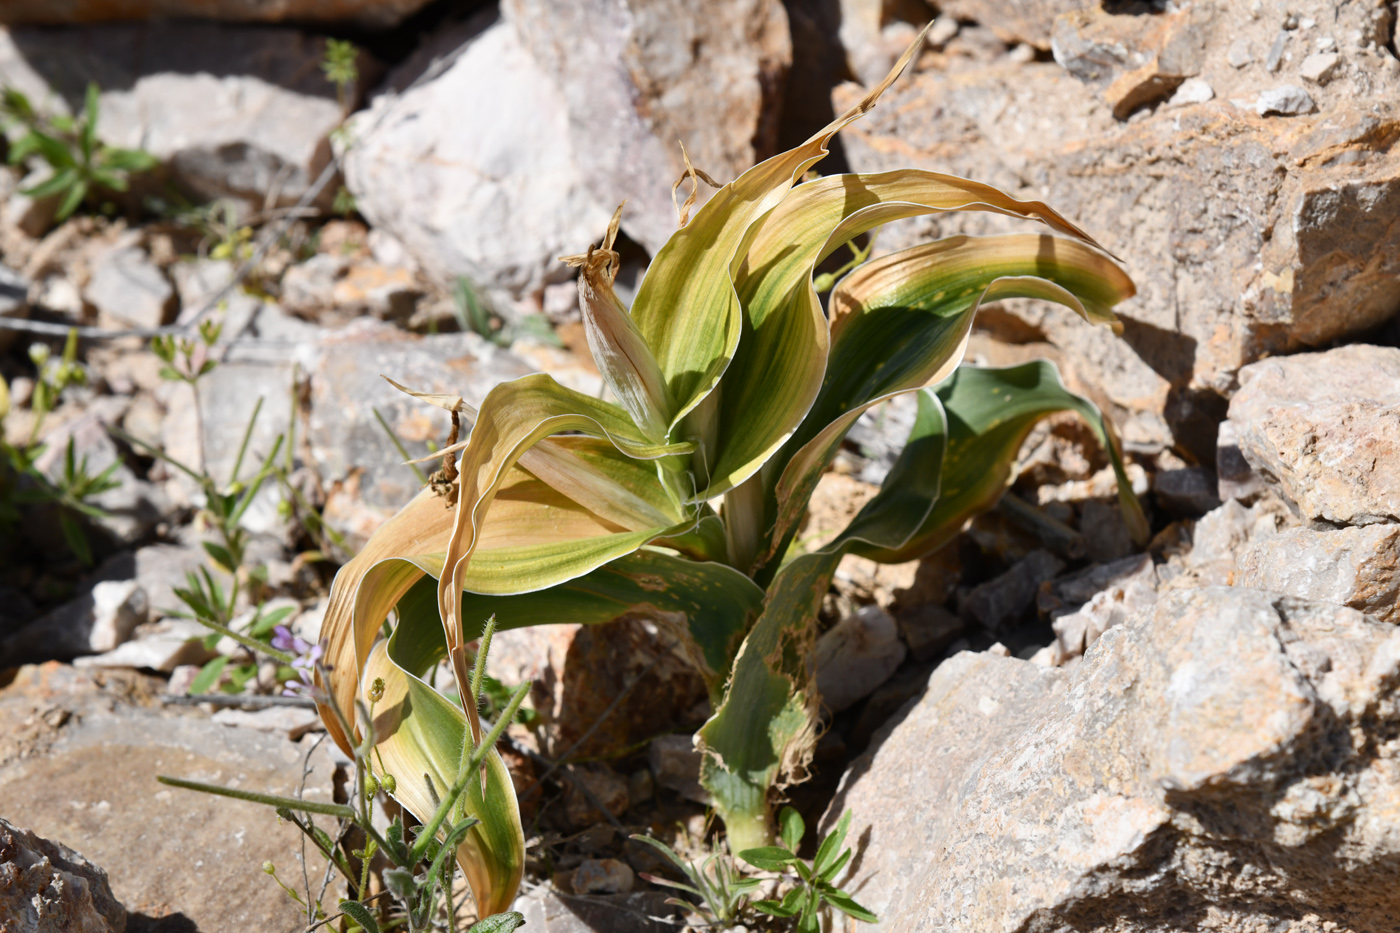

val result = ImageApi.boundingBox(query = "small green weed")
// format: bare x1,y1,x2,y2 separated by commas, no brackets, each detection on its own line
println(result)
1,83,156,224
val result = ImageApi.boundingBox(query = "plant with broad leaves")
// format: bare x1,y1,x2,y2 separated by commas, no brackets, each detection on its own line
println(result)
1,83,156,224
739,808,873,932
159,618,529,933
315,26,1146,899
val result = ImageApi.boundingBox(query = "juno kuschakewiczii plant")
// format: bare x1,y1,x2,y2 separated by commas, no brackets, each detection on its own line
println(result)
317,30,1147,913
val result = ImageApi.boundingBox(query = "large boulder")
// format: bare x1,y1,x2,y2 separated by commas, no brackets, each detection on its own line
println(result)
833,0,1400,457
825,586,1400,931
0,663,339,930
0,817,126,933
0,23,350,207
1228,344,1400,527
0,0,432,27
501,0,792,256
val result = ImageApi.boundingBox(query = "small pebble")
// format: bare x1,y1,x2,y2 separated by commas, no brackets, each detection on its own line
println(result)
1256,84,1316,116
572,858,635,895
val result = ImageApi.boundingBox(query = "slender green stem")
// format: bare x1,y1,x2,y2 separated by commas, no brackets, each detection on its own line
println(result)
188,615,295,664
157,776,355,818
229,395,263,484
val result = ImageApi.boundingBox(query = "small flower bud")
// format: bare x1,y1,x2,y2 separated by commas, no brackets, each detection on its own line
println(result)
262,861,276,875
381,773,397,794
364,774,380,798
369,677,385,703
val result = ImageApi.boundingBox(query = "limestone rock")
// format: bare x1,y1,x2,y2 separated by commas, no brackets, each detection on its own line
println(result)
0,663,340,930
1153,466,1221,516
0,816,126,933
344,15,610,297
82,244,173,330
502,0,791,256
1229,345,1400,526
896,602,965,662
648,734,708,805
814,604,907,713
1256,83,1316,116
306,320,533,550
1034,554,1157,668
1238,524,1400,625
513,886,675,933
0,580,147,667
0,0,432,27
827,587,1400,931
833,0,1400,457
937,0,1086,49
822,650,1068,930
72,617,216,672
487,617,709,762
571,858,635,896
959,549,1064,632
0,23,349,207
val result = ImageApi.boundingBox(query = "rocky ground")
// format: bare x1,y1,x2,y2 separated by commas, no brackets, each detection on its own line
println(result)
0,1,1398,931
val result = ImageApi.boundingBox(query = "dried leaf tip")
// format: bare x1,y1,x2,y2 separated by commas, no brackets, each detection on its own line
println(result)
561,201,626,281
670,142,723,229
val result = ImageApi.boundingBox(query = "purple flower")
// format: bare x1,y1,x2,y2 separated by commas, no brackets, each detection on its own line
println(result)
274,625,330,700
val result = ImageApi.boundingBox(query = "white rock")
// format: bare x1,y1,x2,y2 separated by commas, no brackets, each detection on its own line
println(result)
1299,50,1340,83
1227,37,1254,67
1166,77,1215,106
211,706,323,740
0,24,346,208
815,604,907,713
83,244,175,330
1256,83,1316,115
74,618,216,672
344,18,610,296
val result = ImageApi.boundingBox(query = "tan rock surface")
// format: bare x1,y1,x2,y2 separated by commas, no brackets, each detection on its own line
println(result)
1229,344,1400,526
833,0,1400,455
826,587,1400,931
502,0,791,256
1238,523,1400,625
0,664,339,931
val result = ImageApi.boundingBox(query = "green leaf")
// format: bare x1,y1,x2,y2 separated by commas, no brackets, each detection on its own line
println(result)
189,655,230,694
858,361,1147,563
338,900,381,933
55,178,88,221
80,82,99,162
21,166,78,199
817,846,852,883
701,390,947,849
822,888,878,923
202,541,237,573
444,548,762,690
779,805,805,853
362,611,525,916
737,845,798,872
812,810,850,877
100,147,158,172
466,912,527,933
626,27,928,435
249,605,297,637
753,896,799,919
750,233,1133,580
